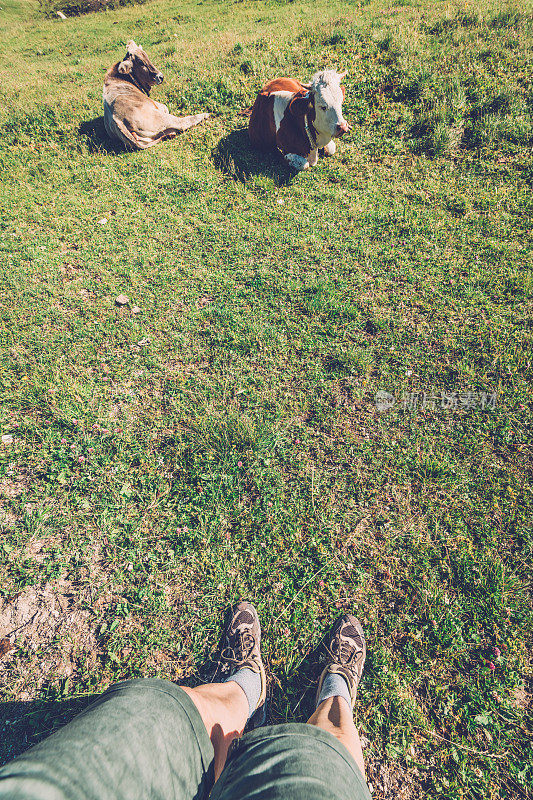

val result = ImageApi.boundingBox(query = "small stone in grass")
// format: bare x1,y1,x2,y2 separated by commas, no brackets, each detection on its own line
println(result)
131,306,141,315
1,434,14,445
115,294,130,306
97,218,108,225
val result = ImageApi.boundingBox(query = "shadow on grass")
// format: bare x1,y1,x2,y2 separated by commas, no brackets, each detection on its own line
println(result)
267,639,326,725
0,675,201,768
78,117,129,155
0,695,92,767
212,127,296,186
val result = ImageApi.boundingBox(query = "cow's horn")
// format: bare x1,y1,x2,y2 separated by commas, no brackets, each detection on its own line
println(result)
338,71,348,79
126,40,140,55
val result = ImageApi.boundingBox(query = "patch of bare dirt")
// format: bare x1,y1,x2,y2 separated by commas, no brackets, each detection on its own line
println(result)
0,584,98,691
367,757,421,799
25,537,61,563
512,682,531,711
0,476,28,530
0,508,19,529
0,477,28,500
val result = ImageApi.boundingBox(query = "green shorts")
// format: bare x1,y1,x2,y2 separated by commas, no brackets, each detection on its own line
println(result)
0,678,371,800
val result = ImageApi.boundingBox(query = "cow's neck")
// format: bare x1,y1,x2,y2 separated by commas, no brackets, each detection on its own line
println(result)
129,74,151,95
304,115,318,150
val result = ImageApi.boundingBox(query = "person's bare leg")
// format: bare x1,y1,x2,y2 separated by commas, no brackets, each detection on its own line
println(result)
309,615,367,778
181,681,248,780
183,602,266,781
307,696,366,777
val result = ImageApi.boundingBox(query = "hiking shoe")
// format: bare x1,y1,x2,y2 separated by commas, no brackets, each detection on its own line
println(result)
316,614,366,709
219,601,267,720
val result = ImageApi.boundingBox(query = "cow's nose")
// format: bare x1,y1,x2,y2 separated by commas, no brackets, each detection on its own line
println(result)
336,121,349,136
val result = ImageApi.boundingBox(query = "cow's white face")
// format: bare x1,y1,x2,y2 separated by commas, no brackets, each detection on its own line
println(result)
311,70,348,139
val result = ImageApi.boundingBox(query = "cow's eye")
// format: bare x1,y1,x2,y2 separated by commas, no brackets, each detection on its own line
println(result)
320,105,327,111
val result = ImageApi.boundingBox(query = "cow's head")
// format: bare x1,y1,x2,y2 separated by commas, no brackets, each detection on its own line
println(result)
118,41,163,92
290,70,348,140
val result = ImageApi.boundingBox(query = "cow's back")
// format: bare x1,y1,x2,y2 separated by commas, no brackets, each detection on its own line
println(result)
249,78,309,151
103,72,161,144
259,77,307,96
249,93,278,151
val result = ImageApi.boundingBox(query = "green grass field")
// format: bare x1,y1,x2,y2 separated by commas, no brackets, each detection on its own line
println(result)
0,0,532,795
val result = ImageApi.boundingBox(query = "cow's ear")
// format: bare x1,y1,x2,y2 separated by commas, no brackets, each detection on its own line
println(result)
289,92,312,117
118,57,133,74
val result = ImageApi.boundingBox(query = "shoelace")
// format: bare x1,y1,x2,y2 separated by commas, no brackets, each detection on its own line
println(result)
325,632,364,670
220,630,256,669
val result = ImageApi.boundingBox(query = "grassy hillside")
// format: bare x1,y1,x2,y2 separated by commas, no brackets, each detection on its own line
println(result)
0,0,532,796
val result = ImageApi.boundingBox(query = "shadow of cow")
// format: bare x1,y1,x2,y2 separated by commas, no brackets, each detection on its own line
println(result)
78,117,129,154
212,126,296,186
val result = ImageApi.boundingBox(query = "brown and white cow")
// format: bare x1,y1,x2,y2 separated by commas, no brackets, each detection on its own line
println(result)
248,70,349,171
103,41,209,150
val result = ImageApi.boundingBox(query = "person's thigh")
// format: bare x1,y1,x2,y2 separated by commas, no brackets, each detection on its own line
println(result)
211,723,371,800
0,679,214,800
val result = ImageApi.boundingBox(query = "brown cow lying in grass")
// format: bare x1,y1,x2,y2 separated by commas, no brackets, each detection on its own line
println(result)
103,41,209,150
248,70,349,171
